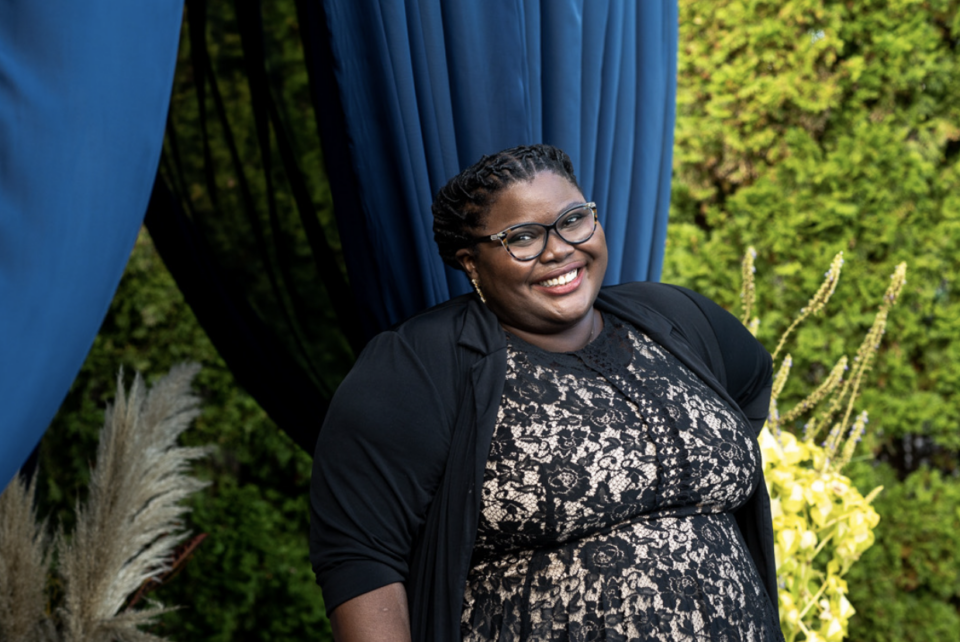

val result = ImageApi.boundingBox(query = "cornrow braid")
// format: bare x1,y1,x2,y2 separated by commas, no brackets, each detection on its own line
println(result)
432,143,579,270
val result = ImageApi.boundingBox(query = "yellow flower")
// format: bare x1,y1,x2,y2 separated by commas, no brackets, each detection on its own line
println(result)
758,427,782,467
778,527,800,556
838,595,855,619
783,481,806,513
770,496,784,520
825,616,844,641
739,253,901,642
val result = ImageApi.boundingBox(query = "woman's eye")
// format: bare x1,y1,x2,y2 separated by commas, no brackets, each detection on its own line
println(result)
508,231,538,245
560,213,584,229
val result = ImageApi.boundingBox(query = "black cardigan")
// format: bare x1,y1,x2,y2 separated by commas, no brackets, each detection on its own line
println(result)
310,282,777,641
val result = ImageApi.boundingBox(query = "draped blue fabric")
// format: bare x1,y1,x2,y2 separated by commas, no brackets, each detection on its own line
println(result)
320,0,677,331
0,1,183,490
0,0,678,483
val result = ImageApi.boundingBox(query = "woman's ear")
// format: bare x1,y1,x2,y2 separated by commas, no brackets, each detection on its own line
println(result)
456,247,479,281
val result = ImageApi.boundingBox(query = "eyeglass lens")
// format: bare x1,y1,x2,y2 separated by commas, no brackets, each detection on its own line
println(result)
504,205,596,260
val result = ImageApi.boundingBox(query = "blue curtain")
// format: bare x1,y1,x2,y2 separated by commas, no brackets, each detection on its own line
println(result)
1,0,678,481
0,1,183,490
317,0,677,332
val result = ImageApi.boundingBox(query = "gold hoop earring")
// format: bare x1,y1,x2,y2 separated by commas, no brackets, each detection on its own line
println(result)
471,278,487,304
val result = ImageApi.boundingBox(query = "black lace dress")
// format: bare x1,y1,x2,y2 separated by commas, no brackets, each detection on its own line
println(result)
460,313,783,641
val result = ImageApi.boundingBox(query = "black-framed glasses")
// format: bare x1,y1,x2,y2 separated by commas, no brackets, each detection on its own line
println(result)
473,202,598,261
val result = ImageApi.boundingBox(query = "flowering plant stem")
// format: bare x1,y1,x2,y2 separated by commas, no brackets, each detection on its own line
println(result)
742,248,906,642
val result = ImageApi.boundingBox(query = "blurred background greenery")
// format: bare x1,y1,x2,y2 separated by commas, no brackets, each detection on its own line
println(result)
35,1,960,640
667,1,960,640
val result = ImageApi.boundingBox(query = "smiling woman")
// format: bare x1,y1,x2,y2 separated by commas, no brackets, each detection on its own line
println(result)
456,171,608,353
309,144,784,642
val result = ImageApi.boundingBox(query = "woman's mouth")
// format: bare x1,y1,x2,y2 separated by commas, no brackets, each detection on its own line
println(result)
537,268,579,288
534,267,583,294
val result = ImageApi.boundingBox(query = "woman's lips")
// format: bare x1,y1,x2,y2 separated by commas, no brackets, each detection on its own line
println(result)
533,267,584,295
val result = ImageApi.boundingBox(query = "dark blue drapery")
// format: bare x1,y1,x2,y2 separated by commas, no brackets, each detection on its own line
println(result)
0,1,183,490
319,0,677,333
1,0,678,484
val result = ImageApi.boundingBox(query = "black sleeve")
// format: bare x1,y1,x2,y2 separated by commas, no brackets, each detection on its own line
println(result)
308,331,452,614
667,286,773,434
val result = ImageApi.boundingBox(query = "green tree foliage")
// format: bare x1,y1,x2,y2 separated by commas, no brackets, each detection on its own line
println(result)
842,462,960,639
669,1,960,639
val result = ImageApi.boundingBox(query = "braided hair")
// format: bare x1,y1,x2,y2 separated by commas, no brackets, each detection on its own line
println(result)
432,143,580,270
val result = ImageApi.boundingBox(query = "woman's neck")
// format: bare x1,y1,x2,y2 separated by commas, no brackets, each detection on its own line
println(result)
502,308,603,353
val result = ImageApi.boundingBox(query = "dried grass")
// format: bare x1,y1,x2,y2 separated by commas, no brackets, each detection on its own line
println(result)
0,363,209,642
0,473,55,642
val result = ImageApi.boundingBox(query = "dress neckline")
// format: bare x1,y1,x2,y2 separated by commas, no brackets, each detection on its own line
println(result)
504,311,614,356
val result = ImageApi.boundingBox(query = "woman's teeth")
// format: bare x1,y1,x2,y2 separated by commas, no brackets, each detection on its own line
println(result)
538,268,578,288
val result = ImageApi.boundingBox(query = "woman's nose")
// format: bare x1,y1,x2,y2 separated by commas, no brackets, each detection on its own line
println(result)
539,229,575,262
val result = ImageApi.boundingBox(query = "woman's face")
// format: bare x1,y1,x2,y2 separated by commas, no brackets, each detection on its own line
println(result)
457,171,608,337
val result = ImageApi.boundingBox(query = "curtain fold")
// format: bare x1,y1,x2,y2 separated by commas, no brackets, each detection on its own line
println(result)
144,178,326,454
311,0,678,329
148,0,678,452
0,1,184,490
0,0,679,484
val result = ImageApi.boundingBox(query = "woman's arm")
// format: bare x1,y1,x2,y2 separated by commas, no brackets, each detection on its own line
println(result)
330,583,412,642
310,332,454,630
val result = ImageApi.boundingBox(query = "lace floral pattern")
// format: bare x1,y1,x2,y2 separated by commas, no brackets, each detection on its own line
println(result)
461,314,783,641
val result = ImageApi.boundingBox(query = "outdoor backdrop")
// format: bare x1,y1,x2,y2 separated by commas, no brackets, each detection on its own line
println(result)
27,1,960,641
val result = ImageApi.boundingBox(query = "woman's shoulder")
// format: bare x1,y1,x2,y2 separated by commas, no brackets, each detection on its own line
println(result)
344,292,501,408
597,281,723,332
371,292,504,361
598,281,770,387
600,281,719,312
320,297,478,457
388,292,474,341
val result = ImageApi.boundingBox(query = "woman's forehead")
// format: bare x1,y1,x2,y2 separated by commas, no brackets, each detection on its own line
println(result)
483,172,585,230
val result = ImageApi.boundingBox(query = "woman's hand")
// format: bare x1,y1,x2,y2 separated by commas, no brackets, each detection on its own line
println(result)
329,582,412,642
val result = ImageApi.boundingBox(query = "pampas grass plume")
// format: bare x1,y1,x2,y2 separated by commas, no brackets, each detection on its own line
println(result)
0,363,210,642
0,474,55,642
